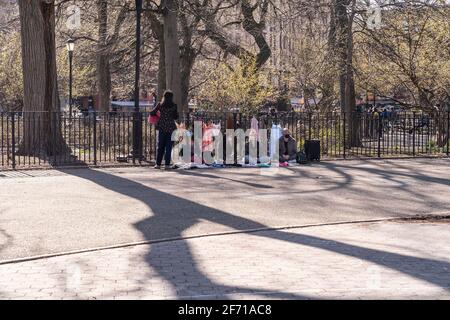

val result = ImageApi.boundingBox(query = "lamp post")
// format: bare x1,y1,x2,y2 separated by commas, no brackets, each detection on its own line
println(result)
67,38,75,121
132,0,143,163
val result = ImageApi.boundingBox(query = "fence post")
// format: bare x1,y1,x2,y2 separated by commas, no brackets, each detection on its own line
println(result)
412,112,416,157
342,113,346,159
447,111,449,157
308,112,312,141
186,110,190,129
52,112,57,165
93,110,97,166
11,112,16,170
377,115,382,158
233,112,237,165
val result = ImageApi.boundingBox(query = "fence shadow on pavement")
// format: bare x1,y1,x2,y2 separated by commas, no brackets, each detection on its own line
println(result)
62,168,450,298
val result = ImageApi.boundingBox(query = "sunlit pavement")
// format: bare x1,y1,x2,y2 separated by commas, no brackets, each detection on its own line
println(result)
1,158,449,261
1,158,450,299
1,220,449,300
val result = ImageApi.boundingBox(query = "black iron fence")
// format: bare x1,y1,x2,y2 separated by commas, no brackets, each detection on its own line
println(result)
1,111,449,169
0,111,157,169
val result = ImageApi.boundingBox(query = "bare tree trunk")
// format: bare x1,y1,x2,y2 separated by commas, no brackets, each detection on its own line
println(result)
17,0,68,157
157,43,167,101
345,16,360,148
335,0,360,148
437,108,449,148
335,0,348,111
147,10,166,100
97,0,111,113
162,0,183,113
241,0,271,68
199,0,271,70
179,10,196,113
322,4,338,111
180,60,193,112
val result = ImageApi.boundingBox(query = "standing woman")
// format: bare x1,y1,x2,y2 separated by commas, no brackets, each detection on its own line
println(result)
151,90,179,169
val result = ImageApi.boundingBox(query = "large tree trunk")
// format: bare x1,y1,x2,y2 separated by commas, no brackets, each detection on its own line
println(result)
344,18,360,148
437,106,449,148
18,0,68,157
335,0,360,148
321,4,338,111
147,10,166,100
162,0,183,113
157,42,167,101
180,59,193,112
97,0,111,113
179,11,196,113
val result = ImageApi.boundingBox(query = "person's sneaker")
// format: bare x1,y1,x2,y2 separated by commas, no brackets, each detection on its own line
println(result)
154,165,161,169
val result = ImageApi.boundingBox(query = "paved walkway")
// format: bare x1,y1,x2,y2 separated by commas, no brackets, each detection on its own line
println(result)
1,220,450,300
1,158,450,261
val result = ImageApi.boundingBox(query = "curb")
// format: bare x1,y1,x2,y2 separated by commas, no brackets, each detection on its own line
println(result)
1,214,449,266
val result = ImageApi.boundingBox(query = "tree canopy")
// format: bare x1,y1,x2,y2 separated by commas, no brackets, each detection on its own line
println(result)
0,0,448,112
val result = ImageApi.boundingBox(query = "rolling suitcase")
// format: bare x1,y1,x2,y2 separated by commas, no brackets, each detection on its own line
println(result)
305,140,321,162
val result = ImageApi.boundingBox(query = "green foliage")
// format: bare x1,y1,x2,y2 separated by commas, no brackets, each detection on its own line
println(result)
56,49,96,99
0,29,97,110
197,57,274,114
1,0,449,114
355,6,450,108
0,31,23,110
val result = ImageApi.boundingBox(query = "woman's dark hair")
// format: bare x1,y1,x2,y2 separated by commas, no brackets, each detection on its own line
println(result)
161,90,174,106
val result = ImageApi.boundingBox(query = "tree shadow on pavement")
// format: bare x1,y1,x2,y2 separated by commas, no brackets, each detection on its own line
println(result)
317,160,450,188
314,160,450,212
175,170,275,189
63,168,308,299
0,228,13,257
65,168,450,298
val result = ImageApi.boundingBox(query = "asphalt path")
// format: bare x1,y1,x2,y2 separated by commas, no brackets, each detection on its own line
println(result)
1,158,449,261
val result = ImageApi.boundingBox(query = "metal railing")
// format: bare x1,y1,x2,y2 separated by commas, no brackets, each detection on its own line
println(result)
1,111,449,170
0,111,157,169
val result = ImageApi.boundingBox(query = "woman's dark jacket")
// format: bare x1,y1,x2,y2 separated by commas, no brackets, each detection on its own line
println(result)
150,102,179,133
